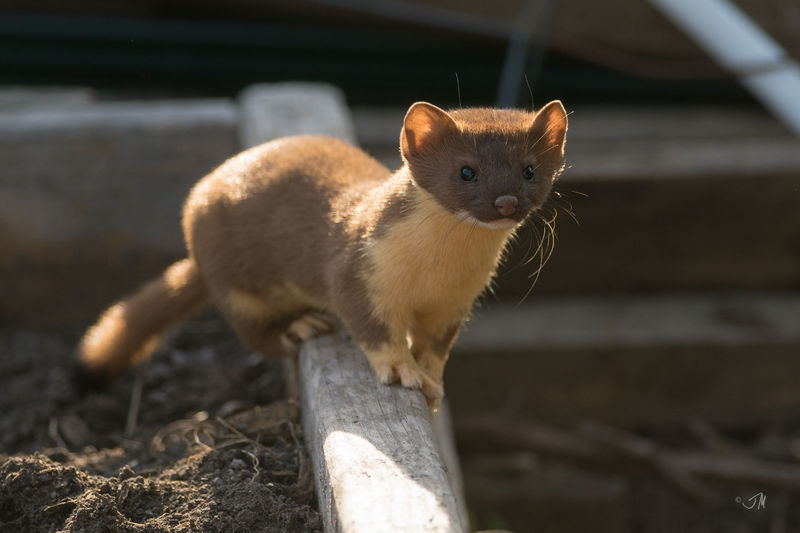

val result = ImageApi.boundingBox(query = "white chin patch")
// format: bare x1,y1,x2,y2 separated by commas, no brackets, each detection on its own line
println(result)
457,212,519,230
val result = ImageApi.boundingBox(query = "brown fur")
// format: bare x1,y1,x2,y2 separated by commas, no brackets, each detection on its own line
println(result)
77,100,568,407
78,258,208,376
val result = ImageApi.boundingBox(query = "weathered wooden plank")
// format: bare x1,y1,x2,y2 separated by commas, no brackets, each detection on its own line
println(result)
447,293,800,429
0,100,237,253
0,82,362,329
299,334,465,533
0,86,95,110
0,99,238,328
565,136,800,180
495,173,800,294
459,293,800,351
449,343,800,431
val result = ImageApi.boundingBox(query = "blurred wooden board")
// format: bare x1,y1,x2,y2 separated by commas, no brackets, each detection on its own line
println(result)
447,292,800,430
0,83,358,329
0,86,96,110
496,172,800,294
449,343,800,431
0,99,238,328
459,293,800,351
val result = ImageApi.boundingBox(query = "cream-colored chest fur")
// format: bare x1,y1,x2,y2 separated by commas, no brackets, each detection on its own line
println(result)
364,190,513,334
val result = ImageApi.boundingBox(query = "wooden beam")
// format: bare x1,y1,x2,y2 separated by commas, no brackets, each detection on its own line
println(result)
299,334,466,533
447,293,800,429
459,292,800,351
0,99,238,328
0,86,95,110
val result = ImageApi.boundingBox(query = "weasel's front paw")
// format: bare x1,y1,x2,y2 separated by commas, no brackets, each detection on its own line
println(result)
374,360,444,403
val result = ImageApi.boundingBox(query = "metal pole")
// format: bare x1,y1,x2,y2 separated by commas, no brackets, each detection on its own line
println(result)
496,0,558,108
649,0,800,138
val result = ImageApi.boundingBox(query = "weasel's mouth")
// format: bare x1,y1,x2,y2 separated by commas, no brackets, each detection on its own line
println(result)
457,212,519,230
481,218,519,230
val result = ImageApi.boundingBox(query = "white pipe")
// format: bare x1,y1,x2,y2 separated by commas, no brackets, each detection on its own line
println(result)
649,0,800,138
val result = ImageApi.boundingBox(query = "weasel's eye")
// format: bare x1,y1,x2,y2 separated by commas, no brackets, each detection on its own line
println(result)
460,166,477,182
523,165,535,181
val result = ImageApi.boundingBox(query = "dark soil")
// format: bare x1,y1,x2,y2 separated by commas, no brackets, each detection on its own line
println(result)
0,314,321,533
5,311,798,533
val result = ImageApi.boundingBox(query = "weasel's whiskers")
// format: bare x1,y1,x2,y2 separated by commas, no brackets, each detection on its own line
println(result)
503,220,537,274
517,207,558,305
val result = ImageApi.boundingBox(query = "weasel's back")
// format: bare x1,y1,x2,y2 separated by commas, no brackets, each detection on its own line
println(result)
181,135,390,296
194,136,390,204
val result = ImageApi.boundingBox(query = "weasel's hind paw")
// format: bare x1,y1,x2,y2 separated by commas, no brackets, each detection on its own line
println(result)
375,361,444,402
280,312,335,353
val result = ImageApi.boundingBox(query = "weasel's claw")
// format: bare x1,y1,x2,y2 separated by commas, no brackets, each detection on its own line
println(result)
374,361,444,402
282,312,336,353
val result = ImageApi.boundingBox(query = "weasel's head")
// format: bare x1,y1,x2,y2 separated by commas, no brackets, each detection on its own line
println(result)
400,101,567,230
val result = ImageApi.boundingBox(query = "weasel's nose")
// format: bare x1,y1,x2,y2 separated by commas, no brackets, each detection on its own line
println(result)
494,195,518,217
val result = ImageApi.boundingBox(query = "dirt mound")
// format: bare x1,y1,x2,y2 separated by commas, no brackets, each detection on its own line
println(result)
0,314,321,532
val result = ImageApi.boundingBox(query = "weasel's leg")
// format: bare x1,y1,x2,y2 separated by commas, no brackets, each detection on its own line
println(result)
227,315,289,356
221,287,335,356
220,288,294,356
331,264,443,403
407,321,461,412
335,303,443,400
409,320,462,384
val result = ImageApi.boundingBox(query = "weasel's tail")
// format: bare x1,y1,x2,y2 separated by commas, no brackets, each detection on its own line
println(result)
77,257,209,379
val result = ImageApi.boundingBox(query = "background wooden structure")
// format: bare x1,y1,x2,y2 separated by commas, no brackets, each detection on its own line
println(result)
2,0,800,526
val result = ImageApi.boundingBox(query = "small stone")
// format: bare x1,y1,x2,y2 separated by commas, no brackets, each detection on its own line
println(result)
58,414,91,449
118,465,136,480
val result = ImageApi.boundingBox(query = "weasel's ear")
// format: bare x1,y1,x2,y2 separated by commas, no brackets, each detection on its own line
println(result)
530,100,568,158
401,102,457,160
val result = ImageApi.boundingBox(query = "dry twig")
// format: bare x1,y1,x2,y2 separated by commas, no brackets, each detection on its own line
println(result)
124,365,146,438
458,415,800,499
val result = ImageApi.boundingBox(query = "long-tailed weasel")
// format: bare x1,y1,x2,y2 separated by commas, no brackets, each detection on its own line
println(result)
77,100,568,409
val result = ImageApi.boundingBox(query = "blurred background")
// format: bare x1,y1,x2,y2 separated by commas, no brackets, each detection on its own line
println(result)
2,1,800,531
